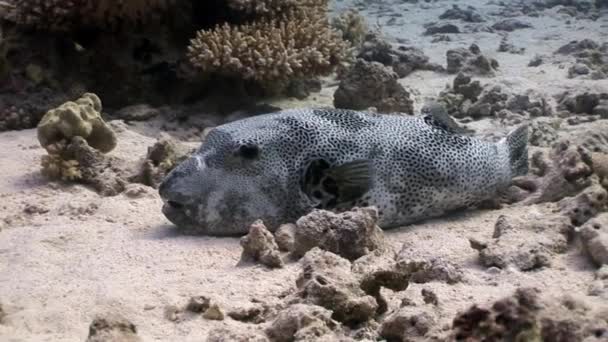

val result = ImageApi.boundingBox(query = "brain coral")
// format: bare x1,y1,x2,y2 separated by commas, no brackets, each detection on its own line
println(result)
5,0,173,30
187,6,350,84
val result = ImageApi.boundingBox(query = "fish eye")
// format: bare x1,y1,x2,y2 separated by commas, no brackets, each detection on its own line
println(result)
237,143,260,159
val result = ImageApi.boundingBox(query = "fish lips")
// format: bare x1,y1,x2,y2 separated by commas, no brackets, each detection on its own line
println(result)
161,201,204,232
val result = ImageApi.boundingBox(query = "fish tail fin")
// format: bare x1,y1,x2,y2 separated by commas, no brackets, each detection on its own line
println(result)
503,124,529,177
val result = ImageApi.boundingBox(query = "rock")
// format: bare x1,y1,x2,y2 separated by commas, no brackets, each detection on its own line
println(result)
275,223,296,252
528,55,544,67
498,36,525,54
446,44,499,76
380,306,436,341
559,91,601,114
491,19,533,32
592,152,608,187
450,288,542,341
294,248,378,325
202,304,225,320
47,136,128,196
453,73,483,101
579,213,608,265
556,39,600,55
529,118,561,147
86,314,142,342
240,220,284,268
163,305,183,322
186,296,210,313
439,5,484,22
351,250,411,314
508,141,594,204
424,23,460,35
592,100,608,118
292,207,386,261
470,214,571,271
568,63,591,77
397,242,464,284
334,59,414,114
227,303,266,323
421,288,438,305
265,304,339,342
207,328,269,342
113,104,160,121
0,302,5,324
557,185,608,226
450,287,608,341
285,78,322,100
132,134,195,188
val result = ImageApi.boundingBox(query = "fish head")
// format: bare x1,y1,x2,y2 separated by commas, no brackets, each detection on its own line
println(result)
158,114,315,235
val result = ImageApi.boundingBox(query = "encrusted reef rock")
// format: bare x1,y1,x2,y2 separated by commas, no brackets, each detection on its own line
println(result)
265,304,340,342
439,5,484,22
469,214,572,271
240,220,284,268
451,288,542,341
380,306,437,342
450,287,608,341
557,90,607,115
446,44,499,76
132,134,194,188
292,206,386,261
529,117,562,147
333,59,414,114
86,314,142,342
37,93,116,153
397,242,464,284
351,250,411,314
491,19,533,32
293,248,379,325
555,39,608,79
508,140,594,205
357,33,443,78
557,184,608,226
580,213,608,265
438,75,550,121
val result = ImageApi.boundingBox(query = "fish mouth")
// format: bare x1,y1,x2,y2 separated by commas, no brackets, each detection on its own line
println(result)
161,201,204,232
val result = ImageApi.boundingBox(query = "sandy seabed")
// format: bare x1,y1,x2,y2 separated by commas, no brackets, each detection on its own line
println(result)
1,0,608,341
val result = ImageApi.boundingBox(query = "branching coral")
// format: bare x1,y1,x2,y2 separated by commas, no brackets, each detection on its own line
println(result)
226,0,329,15
4,0,174,30
331,9,368,48
187,5,351,86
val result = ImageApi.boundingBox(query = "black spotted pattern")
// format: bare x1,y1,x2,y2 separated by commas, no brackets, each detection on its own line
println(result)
194,107,513,230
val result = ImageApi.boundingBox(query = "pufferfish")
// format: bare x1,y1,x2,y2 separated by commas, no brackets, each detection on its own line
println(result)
159,107,528,235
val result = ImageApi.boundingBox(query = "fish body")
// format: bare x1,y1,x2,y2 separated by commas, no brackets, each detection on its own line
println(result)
159,108,528,235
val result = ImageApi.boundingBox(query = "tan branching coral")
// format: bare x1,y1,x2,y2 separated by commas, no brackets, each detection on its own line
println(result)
226,0,329,15
331,9,368,48
4,0,173,30
187,7,350,85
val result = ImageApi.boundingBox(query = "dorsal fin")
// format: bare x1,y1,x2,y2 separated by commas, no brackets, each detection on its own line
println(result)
421,102,472,135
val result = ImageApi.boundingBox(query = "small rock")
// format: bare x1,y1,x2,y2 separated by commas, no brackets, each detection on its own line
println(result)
265,304,339,342
334,59,414,114
579,214,608,265
227,304,265,323
86,314,142,342
275,223,296,252
492,19,533,32
292,206,386,261
295,248,378,325
424,23,460,35
186,296,210,313
528,55,544,67
203,304,225,320
439,5,484,22
239,220,283,268
380,306,436,341
421,288,438,305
